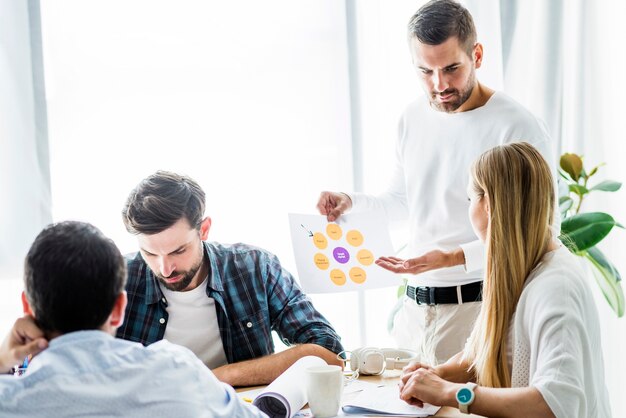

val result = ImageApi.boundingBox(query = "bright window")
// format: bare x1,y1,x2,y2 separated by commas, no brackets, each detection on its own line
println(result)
38,0,375,350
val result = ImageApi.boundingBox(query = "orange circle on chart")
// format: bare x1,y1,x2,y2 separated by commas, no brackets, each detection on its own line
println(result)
329,269,347,286
313,253,330,270
346,230,364,247
312,232,328,250
326,223,342,240
356,249,374,266
349,267,367,284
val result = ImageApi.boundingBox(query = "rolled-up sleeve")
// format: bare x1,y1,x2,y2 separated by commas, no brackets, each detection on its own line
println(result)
264,253,344,355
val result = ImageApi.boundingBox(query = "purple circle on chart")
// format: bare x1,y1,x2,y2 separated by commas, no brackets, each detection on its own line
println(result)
333,247,350,264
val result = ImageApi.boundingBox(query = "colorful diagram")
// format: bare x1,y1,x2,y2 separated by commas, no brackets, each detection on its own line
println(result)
306,223,374,286
289,211,398,294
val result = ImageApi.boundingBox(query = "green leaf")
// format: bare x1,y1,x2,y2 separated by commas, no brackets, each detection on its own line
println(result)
584,247,624,317
559,212,618,251
558,169,572,181
568,184,589,195
589,180,622,192
587,246,622,282
560,153,583,181
587,163,605,178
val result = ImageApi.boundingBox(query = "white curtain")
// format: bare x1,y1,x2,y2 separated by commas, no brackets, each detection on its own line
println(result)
38,0,368,349
0,0,51,328
468,0,587,153
0,0,51,279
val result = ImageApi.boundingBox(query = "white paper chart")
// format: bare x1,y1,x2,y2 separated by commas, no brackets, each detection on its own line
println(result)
288,211,400,294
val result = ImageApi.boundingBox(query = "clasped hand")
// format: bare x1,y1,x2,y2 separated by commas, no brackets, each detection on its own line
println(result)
0,315,48,374
399,362,457,408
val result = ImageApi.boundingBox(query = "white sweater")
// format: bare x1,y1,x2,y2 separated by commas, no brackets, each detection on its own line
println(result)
511,246,611,418
350,92,555,287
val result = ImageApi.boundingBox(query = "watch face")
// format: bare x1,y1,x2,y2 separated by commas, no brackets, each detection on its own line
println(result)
457,388,473,404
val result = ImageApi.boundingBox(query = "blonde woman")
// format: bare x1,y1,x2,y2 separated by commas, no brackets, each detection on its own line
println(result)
398,142,611,418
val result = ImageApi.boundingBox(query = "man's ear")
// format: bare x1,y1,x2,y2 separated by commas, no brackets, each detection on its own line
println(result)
21,291,34,316
473,42,484,69
109,291,128,328
199,217,212,241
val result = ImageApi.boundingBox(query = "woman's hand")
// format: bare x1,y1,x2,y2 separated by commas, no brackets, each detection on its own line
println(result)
399,365,458,408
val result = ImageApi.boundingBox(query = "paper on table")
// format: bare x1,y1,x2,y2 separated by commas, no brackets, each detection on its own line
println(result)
342,386,440,417
288,211,399,294
237,387,263,402
343,379,381,395
252,356,326,418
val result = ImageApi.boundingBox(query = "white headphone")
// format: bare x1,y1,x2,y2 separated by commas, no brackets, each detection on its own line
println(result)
344,347,419,376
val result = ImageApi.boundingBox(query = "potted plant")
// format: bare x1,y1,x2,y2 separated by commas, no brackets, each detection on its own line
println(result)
559,153,624,317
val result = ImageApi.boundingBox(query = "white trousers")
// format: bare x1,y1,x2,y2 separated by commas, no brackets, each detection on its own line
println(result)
390,296,482,366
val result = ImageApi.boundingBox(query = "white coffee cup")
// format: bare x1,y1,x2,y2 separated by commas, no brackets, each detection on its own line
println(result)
306,365,343,418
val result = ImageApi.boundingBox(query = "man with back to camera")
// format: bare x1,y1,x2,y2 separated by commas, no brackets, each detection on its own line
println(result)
117,170,344,386
0,221,266,417
317,0,555,365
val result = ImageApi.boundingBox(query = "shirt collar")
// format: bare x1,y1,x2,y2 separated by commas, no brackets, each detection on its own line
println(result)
26,330,114,373
204,241,224,293
48,330,114,349
143,241,223,305
143,264,164,305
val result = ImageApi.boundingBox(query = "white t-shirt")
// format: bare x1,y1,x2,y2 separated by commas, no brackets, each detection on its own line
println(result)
349,91,555,287
161,277,228,369
510,246,611,418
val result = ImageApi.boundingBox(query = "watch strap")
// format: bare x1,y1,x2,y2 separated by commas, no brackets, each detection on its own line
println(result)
458,382,477,414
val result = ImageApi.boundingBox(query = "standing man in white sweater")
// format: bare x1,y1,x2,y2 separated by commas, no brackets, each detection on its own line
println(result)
317,0,554,365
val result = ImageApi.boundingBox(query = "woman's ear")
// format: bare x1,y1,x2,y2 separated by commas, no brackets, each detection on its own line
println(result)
483,193,490,216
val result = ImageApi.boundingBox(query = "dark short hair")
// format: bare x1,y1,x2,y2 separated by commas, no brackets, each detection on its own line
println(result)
408,0,477,56
24,221,127,335
122,171,206,235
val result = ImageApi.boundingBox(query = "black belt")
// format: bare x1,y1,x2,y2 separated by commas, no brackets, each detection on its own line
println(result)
406,281,482,305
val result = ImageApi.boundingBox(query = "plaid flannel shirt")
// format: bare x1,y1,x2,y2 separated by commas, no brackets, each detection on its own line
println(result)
116,241,343,363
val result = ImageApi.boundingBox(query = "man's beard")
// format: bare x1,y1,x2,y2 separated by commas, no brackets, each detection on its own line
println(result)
429,70,476,113
156,251,204,292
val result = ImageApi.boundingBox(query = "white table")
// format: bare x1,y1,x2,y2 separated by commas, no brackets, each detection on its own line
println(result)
236,369,484,417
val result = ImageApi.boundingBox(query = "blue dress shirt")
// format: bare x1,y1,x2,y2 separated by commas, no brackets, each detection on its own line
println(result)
0,331,267,417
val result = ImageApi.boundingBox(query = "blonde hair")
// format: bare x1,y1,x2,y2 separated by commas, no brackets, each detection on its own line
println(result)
464,142,555,387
